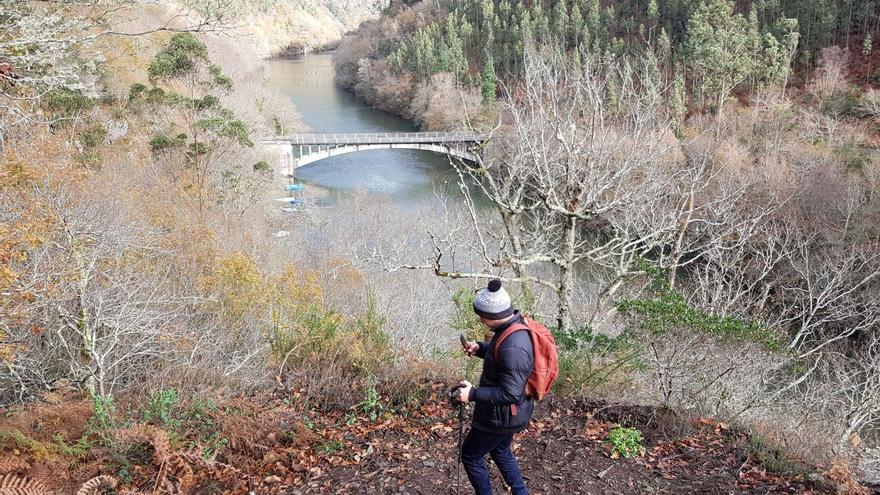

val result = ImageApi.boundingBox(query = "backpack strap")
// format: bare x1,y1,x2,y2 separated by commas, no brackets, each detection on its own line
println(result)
492,319,531,362
492,318,531,417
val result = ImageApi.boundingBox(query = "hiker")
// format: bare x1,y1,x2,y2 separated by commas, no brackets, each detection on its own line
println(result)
455,279,534,495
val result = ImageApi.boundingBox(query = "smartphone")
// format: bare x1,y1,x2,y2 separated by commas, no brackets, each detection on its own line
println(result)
459,333,468,349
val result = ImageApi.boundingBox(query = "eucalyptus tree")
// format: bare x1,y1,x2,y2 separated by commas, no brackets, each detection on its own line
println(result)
132,32,252,220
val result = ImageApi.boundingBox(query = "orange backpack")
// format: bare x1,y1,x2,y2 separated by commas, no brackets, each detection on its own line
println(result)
493,315,559,401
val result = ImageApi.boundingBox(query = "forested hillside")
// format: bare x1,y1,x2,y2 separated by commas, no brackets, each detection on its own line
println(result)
335,0,877,124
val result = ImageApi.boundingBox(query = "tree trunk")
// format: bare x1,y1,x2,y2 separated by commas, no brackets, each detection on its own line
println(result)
668,188,695,289
556,216,577,333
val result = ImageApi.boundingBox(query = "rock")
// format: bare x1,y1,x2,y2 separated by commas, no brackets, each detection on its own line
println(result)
264,475,282,484
105,120,128,143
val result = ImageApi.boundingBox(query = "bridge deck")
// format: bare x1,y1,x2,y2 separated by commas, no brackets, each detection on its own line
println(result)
264,132,486,145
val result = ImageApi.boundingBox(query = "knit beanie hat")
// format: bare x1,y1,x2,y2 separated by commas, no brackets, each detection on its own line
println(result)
473,279,514,319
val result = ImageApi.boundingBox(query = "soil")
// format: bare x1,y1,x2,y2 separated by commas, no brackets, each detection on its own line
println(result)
294,399,832,495
2,388,859,495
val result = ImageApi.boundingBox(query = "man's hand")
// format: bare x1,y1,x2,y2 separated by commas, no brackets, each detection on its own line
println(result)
457,380,473,403
463,341,479,357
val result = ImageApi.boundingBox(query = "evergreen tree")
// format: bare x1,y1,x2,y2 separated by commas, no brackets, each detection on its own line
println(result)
480,0,495,54
531,3,550,40
551,0,570,42
570,1,584,46
683,0,763,112
481,50,497,103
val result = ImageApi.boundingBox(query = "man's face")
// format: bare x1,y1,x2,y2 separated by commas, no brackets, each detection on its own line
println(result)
479,316,505,329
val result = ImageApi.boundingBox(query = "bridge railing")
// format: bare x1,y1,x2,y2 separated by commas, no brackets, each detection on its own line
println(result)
263,132,487,145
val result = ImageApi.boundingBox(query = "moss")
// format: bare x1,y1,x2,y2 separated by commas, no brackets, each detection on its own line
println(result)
0,429,56,460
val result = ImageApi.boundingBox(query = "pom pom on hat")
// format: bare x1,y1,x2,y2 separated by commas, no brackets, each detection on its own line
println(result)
473,279,513,319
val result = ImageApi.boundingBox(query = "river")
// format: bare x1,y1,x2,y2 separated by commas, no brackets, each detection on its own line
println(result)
264,52,458,204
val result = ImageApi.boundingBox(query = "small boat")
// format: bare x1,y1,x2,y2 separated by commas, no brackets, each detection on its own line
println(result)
274,197,305,205
285,184,305,191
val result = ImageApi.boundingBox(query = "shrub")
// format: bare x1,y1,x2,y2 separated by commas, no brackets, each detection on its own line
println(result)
149,133,185,152
748,434,811,476
352,291,393,373
451,286,483,341
554,327,644,396
833,143,871,170
605,426,644,459
618,272,785,352
143,388,180,428
79,124,107,149
44,88,95,115
821,90,862,117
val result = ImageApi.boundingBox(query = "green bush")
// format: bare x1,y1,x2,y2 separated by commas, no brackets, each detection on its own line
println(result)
149,133,185,152
128,83,147,102
143,388,180,428
253,160,271,173
833,143,871,170
44,88,95,115
618,268,784,352
605,426,644,459
554,328,644,395
821,90,861,117
79,124,107,149
352,291,393,373
748,434,810,475
451,286,483,341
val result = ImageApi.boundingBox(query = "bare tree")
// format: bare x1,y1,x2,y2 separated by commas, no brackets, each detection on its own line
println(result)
375,45,721,333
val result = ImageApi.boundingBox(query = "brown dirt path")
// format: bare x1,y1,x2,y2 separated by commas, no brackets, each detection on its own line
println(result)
0,394,851,494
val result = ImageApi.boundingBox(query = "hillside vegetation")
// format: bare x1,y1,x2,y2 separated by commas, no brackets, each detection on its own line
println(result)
335,0,878,125
334,0,880,487
181,0,380,56
1,0,879,493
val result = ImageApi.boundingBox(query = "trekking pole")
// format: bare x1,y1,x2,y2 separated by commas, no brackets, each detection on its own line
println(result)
448,384,466,495
456,400,464,495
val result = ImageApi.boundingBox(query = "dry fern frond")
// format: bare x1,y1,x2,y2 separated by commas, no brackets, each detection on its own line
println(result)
0,473,53,495
165,455,194,493
176,453,249,491
0,458,29,475
114,425,170,462
74,475,117,495
158,477,180,495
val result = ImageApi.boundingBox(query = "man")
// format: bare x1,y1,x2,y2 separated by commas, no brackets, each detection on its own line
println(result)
456,279,533,495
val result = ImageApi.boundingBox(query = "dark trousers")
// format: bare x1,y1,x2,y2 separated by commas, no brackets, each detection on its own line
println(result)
460,427,528,495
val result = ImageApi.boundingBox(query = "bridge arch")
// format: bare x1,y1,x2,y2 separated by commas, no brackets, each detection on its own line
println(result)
294,143,478,168
261,132,486,176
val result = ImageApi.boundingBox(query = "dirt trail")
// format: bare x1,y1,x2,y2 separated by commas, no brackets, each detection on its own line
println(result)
0,394,857,494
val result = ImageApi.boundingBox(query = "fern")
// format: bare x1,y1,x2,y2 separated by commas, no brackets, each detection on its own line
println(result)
0,458,29,475
74,476,116,495
0,473,53,495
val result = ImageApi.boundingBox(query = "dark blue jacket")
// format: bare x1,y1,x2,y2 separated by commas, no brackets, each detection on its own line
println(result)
468,312,535,434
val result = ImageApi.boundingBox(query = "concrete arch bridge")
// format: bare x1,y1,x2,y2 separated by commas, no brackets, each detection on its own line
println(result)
261,132,487,176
